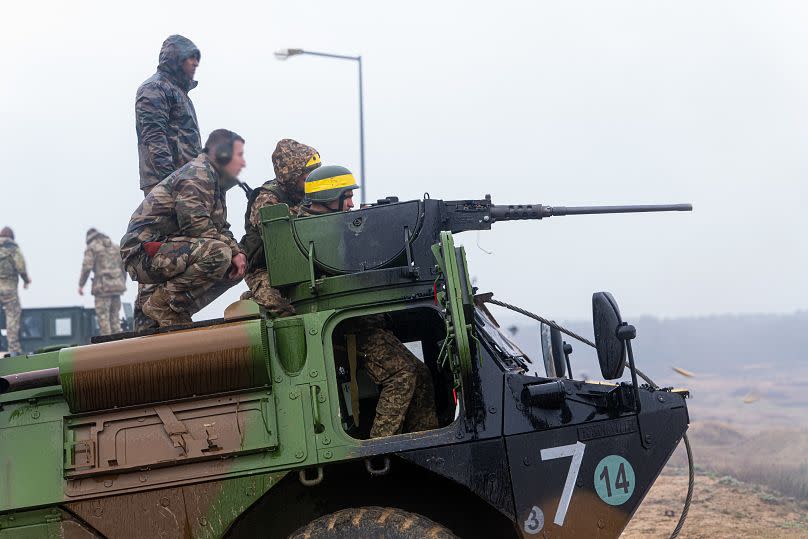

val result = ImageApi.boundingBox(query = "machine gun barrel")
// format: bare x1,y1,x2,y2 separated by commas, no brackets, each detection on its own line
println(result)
490,203,692,222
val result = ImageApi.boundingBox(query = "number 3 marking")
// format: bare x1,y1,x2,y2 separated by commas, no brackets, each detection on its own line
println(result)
540,441,586,526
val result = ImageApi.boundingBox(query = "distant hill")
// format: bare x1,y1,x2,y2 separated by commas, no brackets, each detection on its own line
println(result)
496,310,808,383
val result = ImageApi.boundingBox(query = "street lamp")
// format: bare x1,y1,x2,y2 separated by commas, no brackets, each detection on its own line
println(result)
275,48,367,205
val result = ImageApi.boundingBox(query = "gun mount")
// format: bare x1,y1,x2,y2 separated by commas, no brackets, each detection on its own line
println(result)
260,194,692,310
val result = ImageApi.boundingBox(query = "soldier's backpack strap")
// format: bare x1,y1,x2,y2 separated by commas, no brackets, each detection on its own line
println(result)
241,181,285,271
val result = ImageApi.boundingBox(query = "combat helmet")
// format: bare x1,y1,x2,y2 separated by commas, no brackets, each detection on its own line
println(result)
303,165,359,204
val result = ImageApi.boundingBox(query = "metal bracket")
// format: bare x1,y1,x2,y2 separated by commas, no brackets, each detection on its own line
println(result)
346,334,360,428
365,456,391,477
299,466,324,487
308,241,318,294
64,439,95,471
154,405,191,453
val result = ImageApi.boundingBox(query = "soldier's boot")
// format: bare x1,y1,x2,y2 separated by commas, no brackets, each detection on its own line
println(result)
135,283,159,332
142,287,193,328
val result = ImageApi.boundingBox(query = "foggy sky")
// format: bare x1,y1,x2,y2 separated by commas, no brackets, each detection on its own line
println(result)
1,0,806,322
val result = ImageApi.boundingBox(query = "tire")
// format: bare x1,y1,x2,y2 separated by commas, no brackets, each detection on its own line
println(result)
288,506,458,539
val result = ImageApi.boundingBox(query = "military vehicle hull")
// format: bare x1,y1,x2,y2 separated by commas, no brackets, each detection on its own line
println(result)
0,195,691,538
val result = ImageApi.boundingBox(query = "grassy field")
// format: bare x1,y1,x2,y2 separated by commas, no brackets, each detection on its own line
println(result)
625,467,808,538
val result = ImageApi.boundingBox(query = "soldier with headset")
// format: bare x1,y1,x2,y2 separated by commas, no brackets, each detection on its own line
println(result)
120,129,248,327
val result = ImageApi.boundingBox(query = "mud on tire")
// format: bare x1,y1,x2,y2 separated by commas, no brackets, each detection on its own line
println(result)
289,506,458,539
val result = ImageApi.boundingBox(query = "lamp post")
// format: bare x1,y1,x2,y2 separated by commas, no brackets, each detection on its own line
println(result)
275,48,366,205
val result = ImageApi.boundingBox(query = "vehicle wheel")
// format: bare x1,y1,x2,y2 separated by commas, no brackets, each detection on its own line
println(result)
288,506,458,539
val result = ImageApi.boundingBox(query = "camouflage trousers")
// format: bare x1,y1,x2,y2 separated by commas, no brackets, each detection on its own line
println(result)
94,294,122,335
0,287,21,355
240,269,295,318
127,238,237,323
361,328,439,438
133,183,156,331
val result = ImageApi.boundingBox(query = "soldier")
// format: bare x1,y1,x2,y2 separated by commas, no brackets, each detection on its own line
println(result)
78,229,127,335
120,129,248,328
240,139,321,317
0,227,31,356
299,166,438,438
135,34,202,330
136,34,202,196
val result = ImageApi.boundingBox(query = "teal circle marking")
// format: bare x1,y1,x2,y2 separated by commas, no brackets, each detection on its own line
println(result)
594,455,635,506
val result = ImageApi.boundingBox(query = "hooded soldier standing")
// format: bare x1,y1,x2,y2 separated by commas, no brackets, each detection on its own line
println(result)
0,227,31,356
78,229,127,335
120,129,248,328
240,139,321,317
298,167,438,438
134,34,202,331
136,34,202,197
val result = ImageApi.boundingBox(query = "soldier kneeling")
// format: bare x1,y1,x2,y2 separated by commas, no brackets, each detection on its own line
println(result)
120,129,248,327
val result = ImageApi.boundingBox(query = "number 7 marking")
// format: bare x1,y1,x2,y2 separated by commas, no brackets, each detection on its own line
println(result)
540,441,586,526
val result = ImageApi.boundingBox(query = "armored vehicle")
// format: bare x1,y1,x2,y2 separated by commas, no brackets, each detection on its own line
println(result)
0,195,692,538
0,304,133,356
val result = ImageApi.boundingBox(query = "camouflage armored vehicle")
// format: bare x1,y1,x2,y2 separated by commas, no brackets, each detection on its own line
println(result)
0,195,692,538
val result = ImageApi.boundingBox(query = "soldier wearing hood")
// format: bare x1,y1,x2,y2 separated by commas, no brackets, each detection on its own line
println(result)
0,227,31,356
240,139,321,317
121,129,248,328
136,34,202,196
78,229,127,335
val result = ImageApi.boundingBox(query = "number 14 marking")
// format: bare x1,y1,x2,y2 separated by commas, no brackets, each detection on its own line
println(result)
540,441,586,526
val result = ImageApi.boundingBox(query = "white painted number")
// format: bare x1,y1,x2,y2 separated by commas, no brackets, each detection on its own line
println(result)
523,506,544,535
540,441,587,526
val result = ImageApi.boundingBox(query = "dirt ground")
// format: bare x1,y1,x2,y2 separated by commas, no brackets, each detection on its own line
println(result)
622,469,808,538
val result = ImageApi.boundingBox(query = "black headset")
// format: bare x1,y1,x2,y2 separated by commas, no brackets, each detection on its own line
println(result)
205,130,240,166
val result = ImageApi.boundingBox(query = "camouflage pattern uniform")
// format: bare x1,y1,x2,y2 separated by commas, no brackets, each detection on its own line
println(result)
240,140,321,317
351,315,439,438
136,35,202,195
0,231,30,355
135,35,202,329
121,153,244,321
79,229,127,335
298,205,439,438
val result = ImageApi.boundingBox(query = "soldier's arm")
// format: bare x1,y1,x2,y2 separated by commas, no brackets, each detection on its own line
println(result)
136,83,176,180
248,190,282,228
78,246,94,288
175,177,220,240
14,248,30,284
219,220,244,257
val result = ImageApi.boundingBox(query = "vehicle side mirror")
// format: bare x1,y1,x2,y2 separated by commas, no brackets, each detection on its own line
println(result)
540,323,566,378
592,292,626,380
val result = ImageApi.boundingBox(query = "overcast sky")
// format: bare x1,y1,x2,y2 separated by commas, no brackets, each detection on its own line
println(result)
1,0,806,322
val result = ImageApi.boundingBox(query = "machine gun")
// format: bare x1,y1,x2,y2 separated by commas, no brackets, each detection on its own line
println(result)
431,195,691,232
260,194,692,308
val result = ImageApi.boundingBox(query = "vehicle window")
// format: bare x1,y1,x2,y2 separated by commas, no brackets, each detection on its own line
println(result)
475,308,531,362
21,313,44,338
54,317,73,337
403,341,425,361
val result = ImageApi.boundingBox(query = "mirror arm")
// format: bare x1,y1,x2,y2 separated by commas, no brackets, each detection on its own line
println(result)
617,323,641,414
562,342,573,379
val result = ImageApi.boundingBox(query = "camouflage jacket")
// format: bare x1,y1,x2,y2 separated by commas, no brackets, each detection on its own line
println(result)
0,238,29,291
79,231,126,296
241,140,320,270
120,153,243,265
136,35,202,191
